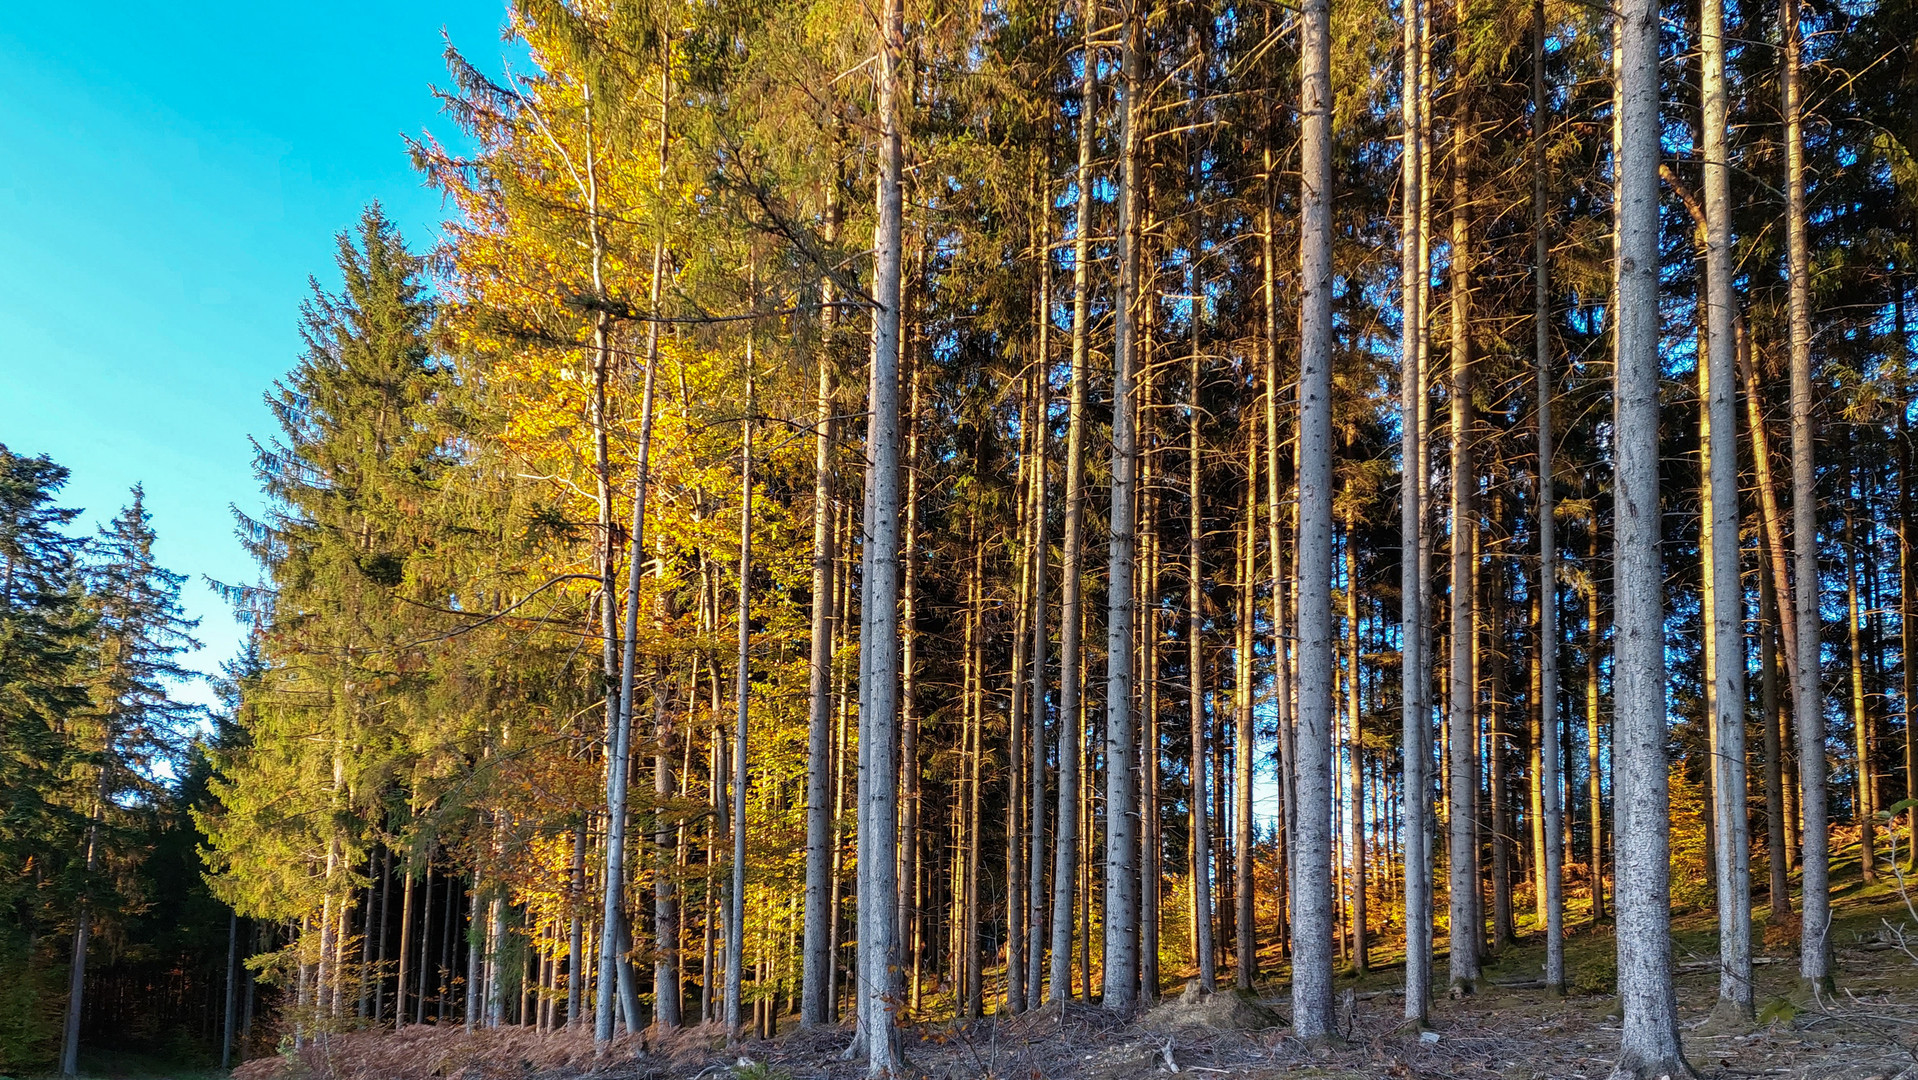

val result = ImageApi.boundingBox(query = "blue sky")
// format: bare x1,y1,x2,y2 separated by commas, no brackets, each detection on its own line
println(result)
0,2,508,706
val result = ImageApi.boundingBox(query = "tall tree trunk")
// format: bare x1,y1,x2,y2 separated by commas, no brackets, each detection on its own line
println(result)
1291,0,1337,1037
1262,155,1295,962
899,349,924,1009
1848,499,1877,882
1586,526,1607,923
1028,268,1053,1012
1344,526,1368,972
1446,51,1482,995
397,853,415,1030
1235,429,1257,990
1610,0,1692,1065
856,0,907,1064
966,538,986,1019
801,160,844,1030
1701,0,1751,1007
1761,551,1792,913
1400,0,1433,1018
617,68,676,1032
1051,0,1097,1005
1007,365,1035,1016
60,805,100,1077
1530,3,1565,989
724,354,755,1042
1140,349,1163,1003
584,77,641,1042
1783,0,1831,994
1488,535,1514,950
1902,384,1917,873
1101,0,1144,1010
1186,279,1217,995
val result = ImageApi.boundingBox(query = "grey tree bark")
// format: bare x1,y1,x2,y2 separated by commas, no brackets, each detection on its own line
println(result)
801,162,844,1030
1235,431,1257,991
1291,0,1337,1039
1702,0,1752,1021
1399,0,1433,1024
1187,315,1216,994
1028,248,1053,1013
1531,0,1565,997
1446,47,1481,998
1050,0,1096,1005
1782,0,1832,995
1102,0,1143,1011
724,349,755,1042
1608,0,1692,1069
580,81,638,1044
856,0,907,1066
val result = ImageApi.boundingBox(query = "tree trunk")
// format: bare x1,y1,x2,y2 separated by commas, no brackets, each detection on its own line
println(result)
1488,536,1514,951
1446,50,1482,995
1028,277,1053,1012
1235,429,1257,990
396,853,415,1030
1102,0,1143,1009
61,882,92,1073
1050,0,1096,1006
1291,0,1337,1037
1782,0,1831,994
1609,0,1692,1065
1344,526,1368,973
856,0,907,1064
1761,551,1792,913
1007,365,1035,1016
1262,158,1295,962
1902,390,1917,873
801,161,843,1030
1848,500,1877,882
1140,349,1163,1004
1701,0,1751,1006
1586,526,1607,924
961,514,985,1019
1400,0,1433,1018
1186,280,1216,995
724,354,755,1042
1531,0,1564,995
899,349,923,1010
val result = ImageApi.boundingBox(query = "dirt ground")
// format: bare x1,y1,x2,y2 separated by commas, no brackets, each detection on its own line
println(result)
241,878,1918,1080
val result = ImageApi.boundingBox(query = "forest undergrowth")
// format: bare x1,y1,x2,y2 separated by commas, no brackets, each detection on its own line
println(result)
236,856,1918,1080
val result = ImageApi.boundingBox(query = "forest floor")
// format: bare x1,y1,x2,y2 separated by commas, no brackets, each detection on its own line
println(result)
241,856,1918,1080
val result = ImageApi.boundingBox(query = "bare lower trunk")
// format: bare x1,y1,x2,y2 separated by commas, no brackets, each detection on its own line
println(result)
1782,0,1831,993
1531,0,1564,995
857,1,907,1066
724,363,755,1041
1050,0,1096,1006
1028,307,1053,1012
1701,0,1750,1015
1344,529,1368,972
1101,0,1143,1008
1235,431,1257,990
1400,0,1433,1017
801,167,843,1029
1291,0,1337,1038
1446,58,1481,995
1186,296,1216,995
1609,0,1692,1068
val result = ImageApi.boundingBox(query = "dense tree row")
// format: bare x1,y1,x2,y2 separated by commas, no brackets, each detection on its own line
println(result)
117,0,1918,1077
0,448,231,1073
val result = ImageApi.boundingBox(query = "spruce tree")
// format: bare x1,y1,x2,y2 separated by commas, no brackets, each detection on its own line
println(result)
63,487,202,1076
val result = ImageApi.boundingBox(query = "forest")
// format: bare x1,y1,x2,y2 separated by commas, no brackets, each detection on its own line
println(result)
3,0,1918,1076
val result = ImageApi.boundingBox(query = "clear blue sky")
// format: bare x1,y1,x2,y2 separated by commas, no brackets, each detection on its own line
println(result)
0,1,508,706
